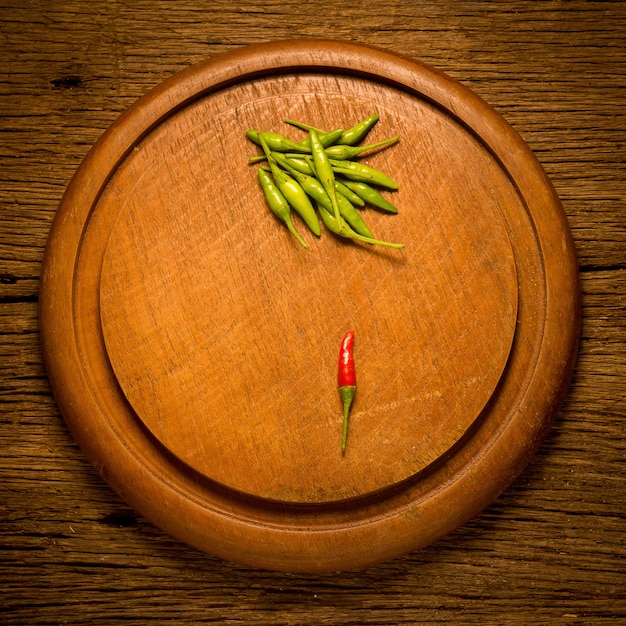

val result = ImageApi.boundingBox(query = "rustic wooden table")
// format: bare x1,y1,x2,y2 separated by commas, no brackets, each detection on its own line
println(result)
1,1,624,623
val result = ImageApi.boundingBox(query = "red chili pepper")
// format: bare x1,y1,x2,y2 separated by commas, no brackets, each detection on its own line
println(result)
338,330,356,453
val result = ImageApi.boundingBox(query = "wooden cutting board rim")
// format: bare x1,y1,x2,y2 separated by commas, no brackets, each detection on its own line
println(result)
39,39,580,572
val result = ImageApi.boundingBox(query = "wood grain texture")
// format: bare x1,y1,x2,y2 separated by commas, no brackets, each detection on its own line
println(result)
1,0,624,622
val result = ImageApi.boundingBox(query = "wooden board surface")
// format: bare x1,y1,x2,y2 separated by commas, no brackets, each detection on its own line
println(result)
39,40,577,572
98,68,518,501
2,0,625,621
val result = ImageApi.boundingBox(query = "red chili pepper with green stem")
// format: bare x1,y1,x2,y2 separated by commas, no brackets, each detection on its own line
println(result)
338,330,357,454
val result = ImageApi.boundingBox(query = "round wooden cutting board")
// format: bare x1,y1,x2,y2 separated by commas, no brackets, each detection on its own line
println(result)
40,40,580,572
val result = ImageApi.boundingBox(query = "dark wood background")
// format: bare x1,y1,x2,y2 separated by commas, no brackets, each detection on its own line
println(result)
1,1,624,623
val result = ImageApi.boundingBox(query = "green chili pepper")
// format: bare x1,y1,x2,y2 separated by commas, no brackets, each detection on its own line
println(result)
309,129,341,221
304,155,372,236
342,180,398,214
334,180,365,207
324,136,399,160
259,135,321,236
284,114,380,147
316,202,404,249
339,114,379,145
269,164,321,236
297,127,344,149
277,156,315,176
335,195,374,238
282,155,398,190
257,168,308,248
272,153,373,238
251,127,383,164
246,130,309,153
271,152,326,197
329,158,398,190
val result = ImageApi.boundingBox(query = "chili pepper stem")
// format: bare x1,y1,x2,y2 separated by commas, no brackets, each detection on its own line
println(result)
284,118,324,134
360,135,399,152
346,230,404,249
248,154,267,164
340,385,356,453
284,216,309,248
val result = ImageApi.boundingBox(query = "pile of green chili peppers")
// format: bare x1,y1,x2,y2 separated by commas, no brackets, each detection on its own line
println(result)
246,114,404,250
